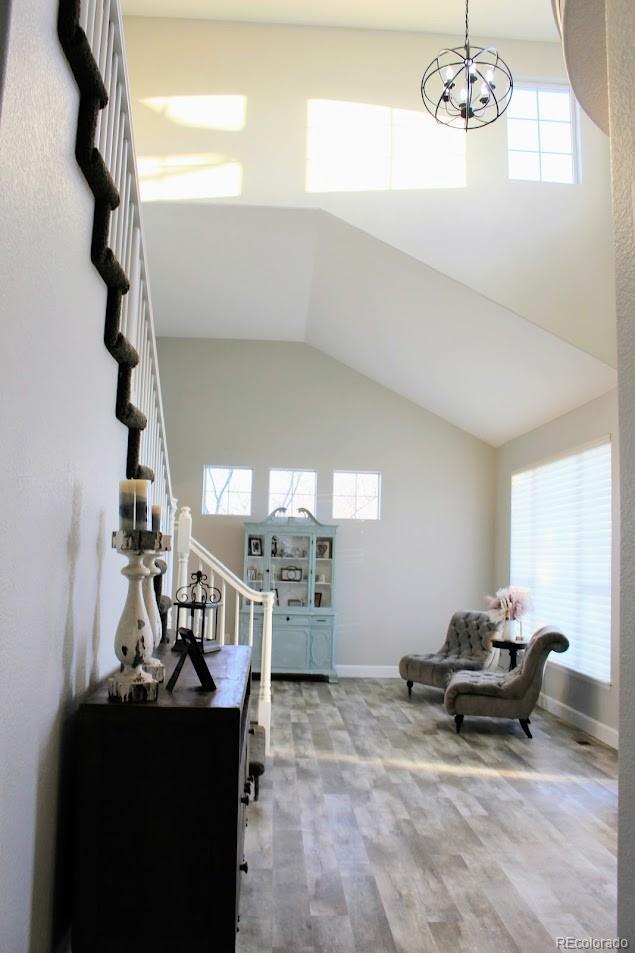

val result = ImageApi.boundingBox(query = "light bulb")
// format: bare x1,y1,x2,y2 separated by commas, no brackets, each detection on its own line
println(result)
486,68,495,83
459,88,467,103
445,66,455,81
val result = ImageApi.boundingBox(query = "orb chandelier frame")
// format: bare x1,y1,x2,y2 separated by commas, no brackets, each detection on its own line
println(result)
421,0,513,131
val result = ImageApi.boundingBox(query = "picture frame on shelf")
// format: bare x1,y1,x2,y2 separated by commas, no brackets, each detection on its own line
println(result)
280,566,302,582
288,598,303,607
248,535,263,556
314,592,322,607
274,588,279,606
316,538,332,559
246,567,256,582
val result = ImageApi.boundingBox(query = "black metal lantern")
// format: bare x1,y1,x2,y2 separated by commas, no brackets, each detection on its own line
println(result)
173,570,222,654
421,0,513,130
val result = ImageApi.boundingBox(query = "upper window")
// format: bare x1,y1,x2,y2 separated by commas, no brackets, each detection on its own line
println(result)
306,99,466,192
510,441,612,683
202,466,252,516
269,469,317,517
332,471,381,520
507,84,578,184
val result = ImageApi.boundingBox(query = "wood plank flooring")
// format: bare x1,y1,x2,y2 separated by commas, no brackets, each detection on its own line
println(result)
239,678,617,953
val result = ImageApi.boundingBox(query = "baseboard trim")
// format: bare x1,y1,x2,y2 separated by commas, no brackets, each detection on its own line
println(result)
538,691,618,749
336,665,400,678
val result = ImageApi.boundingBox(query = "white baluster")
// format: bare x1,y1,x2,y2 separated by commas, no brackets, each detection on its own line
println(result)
126,228,141,364
165,496,178,624
219,582,226,645
79,0,89,33
86,0,97,51
259,592,274,754
95,23,115,152
97,5,111,81
248,600,254,648
91,0,103,64
234,592,240,645
105,68,120,176
175,505,192,601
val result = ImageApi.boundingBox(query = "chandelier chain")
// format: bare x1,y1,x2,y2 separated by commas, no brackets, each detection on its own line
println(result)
465,0,469,49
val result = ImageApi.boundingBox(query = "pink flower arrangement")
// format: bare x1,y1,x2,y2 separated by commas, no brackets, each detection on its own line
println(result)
485,586,531,623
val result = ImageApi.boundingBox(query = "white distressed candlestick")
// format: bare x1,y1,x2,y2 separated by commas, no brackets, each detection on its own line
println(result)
142,550,165,682
108,549,159,703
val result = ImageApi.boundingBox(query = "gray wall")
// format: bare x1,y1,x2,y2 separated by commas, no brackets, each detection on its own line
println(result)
0,2,126,949
157,338,496,670
495,390,619,744
607,0,635,941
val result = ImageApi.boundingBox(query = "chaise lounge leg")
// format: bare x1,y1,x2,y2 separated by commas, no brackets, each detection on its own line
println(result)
406,680,413,697
454,714,464,734
519,718,532,739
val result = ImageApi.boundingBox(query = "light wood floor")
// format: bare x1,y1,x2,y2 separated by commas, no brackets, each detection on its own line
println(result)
239,678,617,953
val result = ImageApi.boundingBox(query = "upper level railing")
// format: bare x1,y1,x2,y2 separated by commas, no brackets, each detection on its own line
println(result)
70,0,176,572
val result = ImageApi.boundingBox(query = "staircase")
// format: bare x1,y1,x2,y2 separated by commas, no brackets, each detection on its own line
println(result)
57,0,273,746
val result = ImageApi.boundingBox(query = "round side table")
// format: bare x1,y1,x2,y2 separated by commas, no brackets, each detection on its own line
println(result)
492,639,528,671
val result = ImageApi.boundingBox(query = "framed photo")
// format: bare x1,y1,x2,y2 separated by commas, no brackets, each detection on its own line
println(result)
316,538,332,559
248,536,263,556
280,566,302,582
246,567,256,582
313,592,322,607
288,598,303,607
274,588,279,606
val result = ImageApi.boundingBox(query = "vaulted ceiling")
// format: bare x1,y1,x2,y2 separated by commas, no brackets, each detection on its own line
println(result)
143,203,616,446
122,9,616,448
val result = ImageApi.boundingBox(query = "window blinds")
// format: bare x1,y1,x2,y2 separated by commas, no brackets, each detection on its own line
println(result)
510,441,612,683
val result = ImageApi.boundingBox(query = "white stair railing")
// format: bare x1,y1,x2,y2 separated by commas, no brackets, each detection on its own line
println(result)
77,0,178,587
175,506,273,753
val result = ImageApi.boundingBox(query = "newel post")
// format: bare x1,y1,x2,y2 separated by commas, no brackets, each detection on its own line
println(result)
175,505,192,603
259,591,274,755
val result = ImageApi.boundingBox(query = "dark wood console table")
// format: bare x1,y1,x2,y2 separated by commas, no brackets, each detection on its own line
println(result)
72,644,252,953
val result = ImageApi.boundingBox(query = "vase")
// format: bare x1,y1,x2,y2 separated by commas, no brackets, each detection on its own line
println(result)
500,619,519,642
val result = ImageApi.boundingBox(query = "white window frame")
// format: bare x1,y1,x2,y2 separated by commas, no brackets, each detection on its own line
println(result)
510,438,612,685
507,81,581,185
268,468,317,518
332,470,382,521
201,465,253,516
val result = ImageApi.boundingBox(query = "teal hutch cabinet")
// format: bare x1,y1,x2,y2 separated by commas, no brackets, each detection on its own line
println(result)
239,509,338,682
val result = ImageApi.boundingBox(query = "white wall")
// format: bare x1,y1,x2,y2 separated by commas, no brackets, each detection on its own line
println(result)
606,0,635,940
0,2,127,950
124,16,616,365
157,338,496,670
495,390,620,745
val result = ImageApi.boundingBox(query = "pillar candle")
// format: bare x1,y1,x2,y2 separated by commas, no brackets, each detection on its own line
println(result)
151,504,161,533
134,479,150,529
119,480,136,531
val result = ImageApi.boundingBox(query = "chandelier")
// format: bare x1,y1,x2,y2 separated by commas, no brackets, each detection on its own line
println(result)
420,0,513,130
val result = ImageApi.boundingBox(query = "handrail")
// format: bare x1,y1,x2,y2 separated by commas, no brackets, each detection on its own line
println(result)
190,537,270,604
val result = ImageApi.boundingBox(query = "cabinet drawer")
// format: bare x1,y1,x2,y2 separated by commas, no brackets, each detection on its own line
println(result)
277,613,311,627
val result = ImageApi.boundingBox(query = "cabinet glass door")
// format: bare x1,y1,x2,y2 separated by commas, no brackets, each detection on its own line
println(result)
314,536,334,609
270,532,311,609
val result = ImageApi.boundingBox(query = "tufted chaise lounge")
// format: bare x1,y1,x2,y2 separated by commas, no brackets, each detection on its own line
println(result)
444,626,569,737
399,611,500,694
